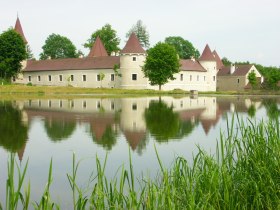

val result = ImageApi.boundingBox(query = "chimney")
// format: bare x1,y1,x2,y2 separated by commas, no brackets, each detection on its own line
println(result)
230,64,235,74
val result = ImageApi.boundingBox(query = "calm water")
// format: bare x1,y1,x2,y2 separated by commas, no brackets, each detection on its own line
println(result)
0,95,279,208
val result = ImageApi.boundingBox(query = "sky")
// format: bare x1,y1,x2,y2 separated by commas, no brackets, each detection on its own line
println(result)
1,0,280,67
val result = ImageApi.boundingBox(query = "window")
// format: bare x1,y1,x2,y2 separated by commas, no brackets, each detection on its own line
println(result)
71,100,74,108
83,101,87,108
237,78,240,83
59,75,63,82
213,76,216,81
132,103,137,110
12,76,16,82
190,75,192,81
28,76,31,82
97,75,101,81
111,102,115,110
97,101,101,109
48,75,52,82
197,75,199,81
180,74,183,81
59,100,63,108
83,75,86,82
70,75,74,81
38,100,41,107
111,74,115,81
132,74,137,81
48,100,52,108
132,57,137,61
204,76,206,81
38,76,41,82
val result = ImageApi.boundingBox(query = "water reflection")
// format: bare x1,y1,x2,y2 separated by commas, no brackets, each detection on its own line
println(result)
4,96,276,159
0,101,28,161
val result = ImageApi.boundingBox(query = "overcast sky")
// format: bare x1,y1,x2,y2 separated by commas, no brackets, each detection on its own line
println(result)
1,0,280,66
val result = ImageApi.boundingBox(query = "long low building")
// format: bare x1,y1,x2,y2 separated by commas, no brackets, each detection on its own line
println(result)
13,17,224,91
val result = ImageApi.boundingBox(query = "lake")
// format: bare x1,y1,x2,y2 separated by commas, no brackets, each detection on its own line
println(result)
0,95,279,208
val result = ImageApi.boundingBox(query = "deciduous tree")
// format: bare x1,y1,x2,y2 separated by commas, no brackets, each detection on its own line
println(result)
126,20,150,48
248,71,257,89
40,33,79,60
84,24,120,55
0,28,27,79
165,36,200,59
142,42,180,90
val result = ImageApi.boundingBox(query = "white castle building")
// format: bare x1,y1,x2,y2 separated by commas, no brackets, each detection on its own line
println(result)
13,17,221,91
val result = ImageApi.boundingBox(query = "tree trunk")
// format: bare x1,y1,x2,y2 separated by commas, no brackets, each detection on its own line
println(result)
159,84,161,91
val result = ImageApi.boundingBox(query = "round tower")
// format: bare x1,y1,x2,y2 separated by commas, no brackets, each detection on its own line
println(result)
198,44,217,91
120,33,147,89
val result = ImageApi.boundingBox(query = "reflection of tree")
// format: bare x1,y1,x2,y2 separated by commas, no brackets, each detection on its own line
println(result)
176,120,198,139
248,105,256,118
0,101,28,152
145,100,180,142
136,135,148,155
263,99,280,120
91,125,117,151
44,119,76,141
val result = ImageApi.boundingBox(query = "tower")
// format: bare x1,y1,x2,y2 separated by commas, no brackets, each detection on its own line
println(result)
88,36,108,57
120,33,147,89
198,44,217,91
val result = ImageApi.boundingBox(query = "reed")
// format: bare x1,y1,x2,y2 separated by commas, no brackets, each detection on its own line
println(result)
1,116,279,209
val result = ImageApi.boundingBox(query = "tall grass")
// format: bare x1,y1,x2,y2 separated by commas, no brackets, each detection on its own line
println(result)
1,116,280,209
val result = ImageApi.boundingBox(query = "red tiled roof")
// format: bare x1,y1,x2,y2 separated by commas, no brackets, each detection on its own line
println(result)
14,17,28,44
24,56,120,72
212,50,224,69
121,33,146,54
88,36,108,57
199,44,216,61
217,65,253,76
180,59,206,72
124,131,146,150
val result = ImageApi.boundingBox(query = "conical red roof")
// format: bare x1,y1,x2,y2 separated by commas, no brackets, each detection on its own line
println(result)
88,36,108,57
14,17,28,44
199,44,215,61
212,50,224,69
121,33,146,54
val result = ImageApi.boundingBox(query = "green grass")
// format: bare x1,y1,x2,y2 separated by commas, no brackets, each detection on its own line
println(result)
1,116,280,209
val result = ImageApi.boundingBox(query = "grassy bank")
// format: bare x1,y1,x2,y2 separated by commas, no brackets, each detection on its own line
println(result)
1,117,280,209
1,84,280,98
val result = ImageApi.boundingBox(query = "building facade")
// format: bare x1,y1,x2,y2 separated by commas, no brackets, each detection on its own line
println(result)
13,17,223,92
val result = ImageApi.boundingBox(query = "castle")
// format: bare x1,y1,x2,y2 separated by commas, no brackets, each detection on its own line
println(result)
11,17,238,91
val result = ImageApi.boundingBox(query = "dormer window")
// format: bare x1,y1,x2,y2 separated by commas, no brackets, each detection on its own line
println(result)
132,57,137,61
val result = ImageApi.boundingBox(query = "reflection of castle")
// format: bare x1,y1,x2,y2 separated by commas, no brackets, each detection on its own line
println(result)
14,96,263,160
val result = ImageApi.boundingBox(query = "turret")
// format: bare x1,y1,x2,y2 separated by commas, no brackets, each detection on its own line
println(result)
198,44,217,91
88,36,108,57
14,16,28,44
120,33,147,89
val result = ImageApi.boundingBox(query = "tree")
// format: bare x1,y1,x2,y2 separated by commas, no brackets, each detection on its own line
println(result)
165,36,200,59
126,20,150,48
222,57,232,66
145,100,181,142
142,42,180,90
247,71,257,89
98,72,105,87
0,101,28,152
26,44,34,59
84,24,120,55
44,119,76,141
0,28,27,79
40,33,79,60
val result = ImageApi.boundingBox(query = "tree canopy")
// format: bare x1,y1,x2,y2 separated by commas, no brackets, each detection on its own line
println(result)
40,33,79,60
0,101,28,152
164,36,200,59
84,24,120,55
142,42,180,90
247,71,257,89
126,20,150,48
0,28,27,79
